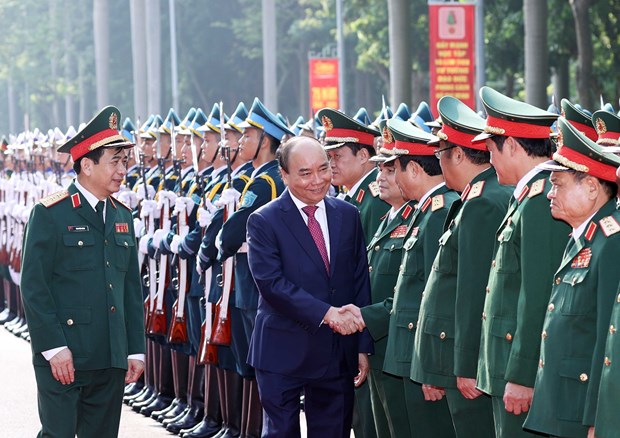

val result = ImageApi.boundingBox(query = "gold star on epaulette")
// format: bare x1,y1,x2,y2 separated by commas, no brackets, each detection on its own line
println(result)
599,216,620,237
528,179,545,198
431,194,445,212
39,189,69,208
467,181,486,200
368,181,380,197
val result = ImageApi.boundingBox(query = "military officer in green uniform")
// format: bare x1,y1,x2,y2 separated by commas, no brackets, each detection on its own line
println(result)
316,107,389,438
411,96,512,437
522,118,620,438
358,121,415,438
21,106,146,438
474,86,570,437
318,107,390,244
344,118,459,437
561,99,598,143
593,148,620,438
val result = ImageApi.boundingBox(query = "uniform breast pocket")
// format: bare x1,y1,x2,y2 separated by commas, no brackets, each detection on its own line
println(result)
559,270,590,315
494,227,519,274
62,233,96,270
114,235,135,271
433,229,454,274
381,240,404,273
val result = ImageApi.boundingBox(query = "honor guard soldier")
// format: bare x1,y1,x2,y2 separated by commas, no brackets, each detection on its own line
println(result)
352,120,415,438
523,118,620,438
221,97,292,438
410,96,512,437
473,86,570,437
317,106,389,438
122,117,140,189
21,105,146,438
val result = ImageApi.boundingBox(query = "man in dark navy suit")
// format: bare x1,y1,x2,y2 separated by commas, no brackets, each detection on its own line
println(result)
246,136,373,438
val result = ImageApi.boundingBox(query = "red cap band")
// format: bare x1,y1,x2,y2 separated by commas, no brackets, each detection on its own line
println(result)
558,146,617,182
485,115,553,139
325,128,376,146
394,140,434,156
566,120,597,142
438,124,485,150
70,128,121,161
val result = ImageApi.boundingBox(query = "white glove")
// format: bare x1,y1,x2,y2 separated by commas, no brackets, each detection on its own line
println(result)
203,197,217,214
197,207,215,228
140,199,159,219
136,183,156,201
138,234,151,255
214,188,241,208
195,258,203,276
133,218,145,237
152,228,167,248
170,234,182,254
215,229,223,251
173,196,194,217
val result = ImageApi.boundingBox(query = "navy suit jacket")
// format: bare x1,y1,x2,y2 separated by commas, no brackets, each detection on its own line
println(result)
246,189,373,379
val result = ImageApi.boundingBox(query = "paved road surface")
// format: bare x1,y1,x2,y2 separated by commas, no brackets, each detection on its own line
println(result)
0,326,342,437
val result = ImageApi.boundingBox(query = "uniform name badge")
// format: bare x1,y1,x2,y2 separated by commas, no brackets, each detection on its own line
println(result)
115,223,129,233
571,247,592,269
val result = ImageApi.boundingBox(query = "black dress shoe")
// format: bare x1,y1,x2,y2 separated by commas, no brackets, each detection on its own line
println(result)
0,309,15,325
180,419,222,438
166,406,203,434
140,395,174,417
124,382,144,397
214,426,241,438
156,399,187,422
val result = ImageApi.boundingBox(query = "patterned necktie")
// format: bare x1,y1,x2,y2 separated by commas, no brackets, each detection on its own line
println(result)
302,205,330,274
96,200,105,225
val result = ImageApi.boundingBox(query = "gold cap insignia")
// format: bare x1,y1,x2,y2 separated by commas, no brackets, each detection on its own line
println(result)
321,115,333,131
556,129,564,148
382,126,393,144
595,118,607,135
109,112,118,130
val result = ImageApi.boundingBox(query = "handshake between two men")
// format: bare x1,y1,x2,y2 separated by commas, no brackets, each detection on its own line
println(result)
323,304,365,335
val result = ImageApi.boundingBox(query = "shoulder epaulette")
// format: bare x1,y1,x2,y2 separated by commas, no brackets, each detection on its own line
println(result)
599,215,620,237
110,195,131,211
528,179,545,198
39,189,69,208
467,181,486,200
431,194,445,212
368,181,380,197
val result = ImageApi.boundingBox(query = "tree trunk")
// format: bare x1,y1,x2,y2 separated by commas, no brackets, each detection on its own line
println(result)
387,0,411,107
63,5,76,128
49,0,60,127
145,0,161,115
130,0,148,121
262,0,277,111
524,0,548,108
93,0,110,108
552,55,570,104
569,0,593,108
505,73,515,98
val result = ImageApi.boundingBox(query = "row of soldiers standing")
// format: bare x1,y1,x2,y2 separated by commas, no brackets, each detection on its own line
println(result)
3,85,620,438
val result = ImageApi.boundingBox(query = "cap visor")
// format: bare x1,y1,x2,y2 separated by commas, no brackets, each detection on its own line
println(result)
603,146,620,154
323,142,346,151
536,159,570,173
472,131,493,143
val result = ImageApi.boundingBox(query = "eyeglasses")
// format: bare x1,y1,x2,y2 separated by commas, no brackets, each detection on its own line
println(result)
433,145,457,159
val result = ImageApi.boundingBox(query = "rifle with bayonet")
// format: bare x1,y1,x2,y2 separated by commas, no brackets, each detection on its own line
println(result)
211,102,233,347
168,120,190,344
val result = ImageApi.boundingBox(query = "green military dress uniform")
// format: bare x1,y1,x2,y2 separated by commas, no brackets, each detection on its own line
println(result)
318,106,386,438
411,167,511,436
523,117,620,438
473,86,568,438
348,168,391,244
20,106,145,438
362,200,415,437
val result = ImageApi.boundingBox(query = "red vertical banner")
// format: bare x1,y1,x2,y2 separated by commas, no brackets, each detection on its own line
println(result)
309,58,340,114
429,2,476,112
